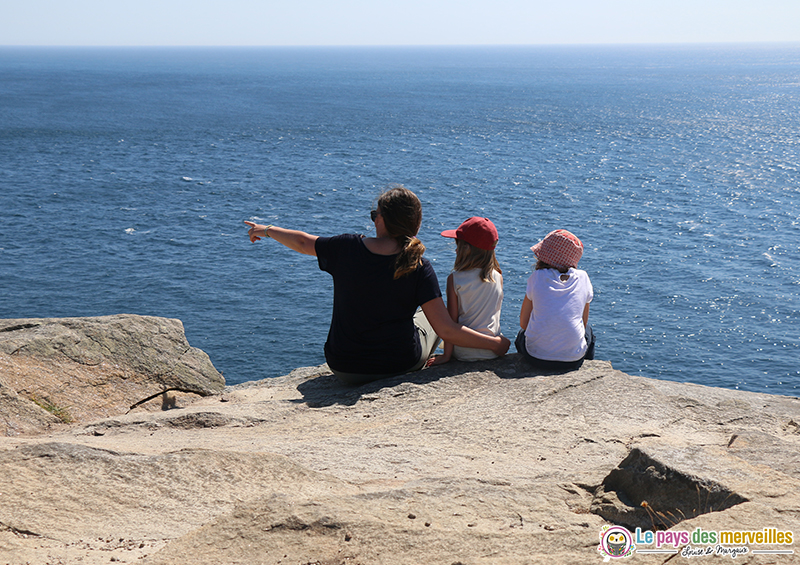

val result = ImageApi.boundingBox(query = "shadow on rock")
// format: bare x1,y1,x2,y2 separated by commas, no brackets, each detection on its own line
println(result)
293,353,568,408
294,366,449,408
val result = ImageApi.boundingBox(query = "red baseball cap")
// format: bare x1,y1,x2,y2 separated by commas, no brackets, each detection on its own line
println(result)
531,229,583,268
441,217,498,251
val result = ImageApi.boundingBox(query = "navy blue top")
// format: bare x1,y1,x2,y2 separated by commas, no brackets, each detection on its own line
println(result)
316,234,442,374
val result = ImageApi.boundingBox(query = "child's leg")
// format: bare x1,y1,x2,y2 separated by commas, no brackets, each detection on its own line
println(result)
515,329,584,372
584,325,596,360
514,329,529,357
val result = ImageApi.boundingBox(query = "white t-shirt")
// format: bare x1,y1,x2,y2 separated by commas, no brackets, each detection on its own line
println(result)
451,268,503,361
523,268,593,362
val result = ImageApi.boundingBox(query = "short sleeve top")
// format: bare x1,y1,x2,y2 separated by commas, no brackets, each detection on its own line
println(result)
523,267,593,362
316,234,442,374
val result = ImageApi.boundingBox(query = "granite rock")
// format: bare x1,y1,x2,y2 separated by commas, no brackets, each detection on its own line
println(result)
0,347,798,564
0,315,224,435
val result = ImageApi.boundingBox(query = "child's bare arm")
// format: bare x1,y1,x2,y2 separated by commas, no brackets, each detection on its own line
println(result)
519,296,533,330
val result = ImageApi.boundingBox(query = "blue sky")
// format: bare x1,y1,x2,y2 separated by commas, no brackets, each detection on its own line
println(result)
3,0,800,46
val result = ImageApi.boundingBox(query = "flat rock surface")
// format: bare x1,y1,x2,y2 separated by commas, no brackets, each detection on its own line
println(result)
1,356,799,564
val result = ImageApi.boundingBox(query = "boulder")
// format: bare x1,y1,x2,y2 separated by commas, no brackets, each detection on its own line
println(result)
0,315,224,435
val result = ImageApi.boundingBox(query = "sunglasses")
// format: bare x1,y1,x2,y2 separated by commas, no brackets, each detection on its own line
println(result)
370,209,379,221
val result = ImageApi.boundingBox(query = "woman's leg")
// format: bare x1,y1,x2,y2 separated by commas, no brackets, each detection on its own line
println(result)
409,308,440,371
332,309,440,385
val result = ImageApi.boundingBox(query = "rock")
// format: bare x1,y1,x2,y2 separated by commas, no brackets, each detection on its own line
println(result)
590,446,749,530
0,315,224,435
0,351,798,564
0,373,62,436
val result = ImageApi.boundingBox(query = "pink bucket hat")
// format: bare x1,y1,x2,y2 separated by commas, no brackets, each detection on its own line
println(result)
531,229,583,269
441,217,498,251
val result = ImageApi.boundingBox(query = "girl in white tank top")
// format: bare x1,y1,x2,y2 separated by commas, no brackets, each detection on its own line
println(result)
428,217,504,365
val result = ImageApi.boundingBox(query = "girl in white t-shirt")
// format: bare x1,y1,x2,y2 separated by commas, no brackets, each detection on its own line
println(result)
428,217,504,365
516,229,595,371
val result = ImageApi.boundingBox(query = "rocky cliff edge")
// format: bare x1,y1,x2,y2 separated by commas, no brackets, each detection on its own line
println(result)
0,315,798,564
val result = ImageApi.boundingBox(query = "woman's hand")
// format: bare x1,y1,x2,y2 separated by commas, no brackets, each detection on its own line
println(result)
492,334,511,357
244,220,268,243
422,297,510,357
244,220,319,256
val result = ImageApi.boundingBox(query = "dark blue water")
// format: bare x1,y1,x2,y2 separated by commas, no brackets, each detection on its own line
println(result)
1,45,798,396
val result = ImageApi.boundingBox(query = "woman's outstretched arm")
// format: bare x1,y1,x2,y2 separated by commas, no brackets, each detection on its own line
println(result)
244,221,318,256
421,296,510,357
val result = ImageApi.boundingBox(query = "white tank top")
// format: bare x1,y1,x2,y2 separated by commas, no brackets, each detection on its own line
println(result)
451,268,503,361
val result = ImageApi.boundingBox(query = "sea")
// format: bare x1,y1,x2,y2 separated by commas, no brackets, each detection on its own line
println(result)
1,44,798,396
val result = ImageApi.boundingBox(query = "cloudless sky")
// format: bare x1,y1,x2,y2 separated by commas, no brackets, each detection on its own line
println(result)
2,0,800,47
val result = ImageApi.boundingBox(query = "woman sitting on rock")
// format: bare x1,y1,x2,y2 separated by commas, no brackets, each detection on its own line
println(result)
245,185,510,386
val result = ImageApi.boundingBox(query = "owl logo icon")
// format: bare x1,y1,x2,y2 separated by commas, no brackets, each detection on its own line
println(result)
597,525,635,561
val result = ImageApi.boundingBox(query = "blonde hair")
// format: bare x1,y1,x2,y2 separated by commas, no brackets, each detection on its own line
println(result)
453,239,502,282
378,185,425,279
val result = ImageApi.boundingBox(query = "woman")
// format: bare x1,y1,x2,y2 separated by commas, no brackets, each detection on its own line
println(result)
245,185,510,385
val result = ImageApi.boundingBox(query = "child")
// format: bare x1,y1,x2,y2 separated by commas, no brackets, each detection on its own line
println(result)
428,217,504,365
516,229,595,371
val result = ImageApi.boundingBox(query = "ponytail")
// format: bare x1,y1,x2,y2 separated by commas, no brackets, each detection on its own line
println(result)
393,235,426,279
376,185,425,279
